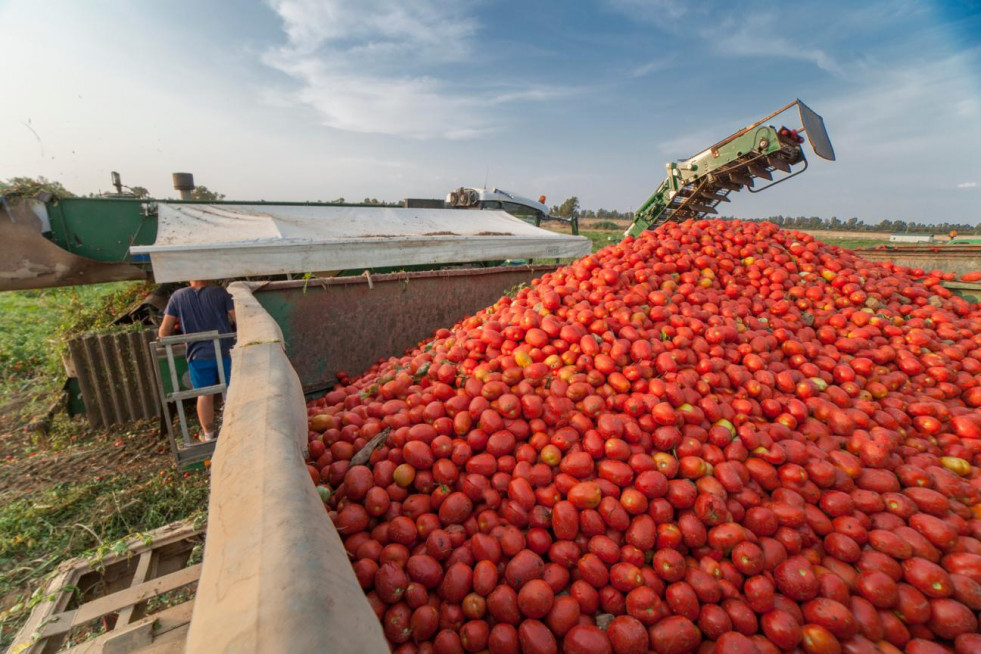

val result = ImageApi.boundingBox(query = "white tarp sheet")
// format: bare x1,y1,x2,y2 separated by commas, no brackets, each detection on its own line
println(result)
130,204,590,282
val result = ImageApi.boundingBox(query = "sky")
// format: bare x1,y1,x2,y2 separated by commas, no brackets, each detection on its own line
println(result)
1,0,979,223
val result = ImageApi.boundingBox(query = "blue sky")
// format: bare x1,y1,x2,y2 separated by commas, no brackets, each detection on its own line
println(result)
1,0,979,222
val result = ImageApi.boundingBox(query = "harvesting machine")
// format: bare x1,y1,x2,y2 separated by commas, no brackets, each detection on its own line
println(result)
626,99,836,236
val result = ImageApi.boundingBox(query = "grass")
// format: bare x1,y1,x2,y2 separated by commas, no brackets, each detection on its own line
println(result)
580,229,623,253
0,282,148,387
0,282,149,428
819,237,890,250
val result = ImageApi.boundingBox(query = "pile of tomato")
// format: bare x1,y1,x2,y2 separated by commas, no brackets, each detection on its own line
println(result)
305,220,981,654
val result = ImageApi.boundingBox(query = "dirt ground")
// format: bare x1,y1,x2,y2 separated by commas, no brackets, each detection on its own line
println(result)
0,387,174,500
0,418,171,500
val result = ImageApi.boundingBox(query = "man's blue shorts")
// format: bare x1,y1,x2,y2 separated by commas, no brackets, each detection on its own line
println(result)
188,357,232,389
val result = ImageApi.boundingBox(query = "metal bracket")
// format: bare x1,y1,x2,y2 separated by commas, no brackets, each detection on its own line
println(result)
748,155,809,193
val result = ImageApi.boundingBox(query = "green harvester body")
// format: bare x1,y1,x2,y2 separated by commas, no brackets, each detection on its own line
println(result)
626,100,836,237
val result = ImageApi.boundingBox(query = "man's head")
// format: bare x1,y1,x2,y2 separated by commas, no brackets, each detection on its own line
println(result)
189,280,209,288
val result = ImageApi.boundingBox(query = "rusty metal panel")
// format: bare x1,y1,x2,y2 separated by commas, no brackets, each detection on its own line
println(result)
68,329,161,427
856,247,981,278
253,265,556,393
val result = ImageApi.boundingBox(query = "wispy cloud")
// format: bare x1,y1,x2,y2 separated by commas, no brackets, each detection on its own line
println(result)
604,0,688,22
630,60,664,78
958,182,978,189
709,15,841,74
261,0,571,139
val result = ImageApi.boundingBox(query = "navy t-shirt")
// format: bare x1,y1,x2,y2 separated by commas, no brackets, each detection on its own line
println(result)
164,285,235,360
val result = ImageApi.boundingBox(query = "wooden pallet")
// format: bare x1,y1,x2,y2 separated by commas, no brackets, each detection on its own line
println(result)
8,521,204,654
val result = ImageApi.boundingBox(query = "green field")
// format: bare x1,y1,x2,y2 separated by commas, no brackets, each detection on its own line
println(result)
0,283,147,394
819,237,890,250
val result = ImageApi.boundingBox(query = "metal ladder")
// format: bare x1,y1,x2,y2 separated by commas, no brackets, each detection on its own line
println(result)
151,330,234,468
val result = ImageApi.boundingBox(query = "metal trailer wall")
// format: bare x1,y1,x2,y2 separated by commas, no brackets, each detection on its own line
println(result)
252,265,559,393
856,247,981,279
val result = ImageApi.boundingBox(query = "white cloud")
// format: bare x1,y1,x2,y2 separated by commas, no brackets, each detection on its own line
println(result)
958,182,978,189
604,0,687,22
710,15,841,74
261,0,569,139
630,60,664,78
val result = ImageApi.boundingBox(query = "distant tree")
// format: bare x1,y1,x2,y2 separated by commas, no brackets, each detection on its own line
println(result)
191,185,225,201
556,196,580,218
331,197,345,204
0,175,74,198
130,186,150,199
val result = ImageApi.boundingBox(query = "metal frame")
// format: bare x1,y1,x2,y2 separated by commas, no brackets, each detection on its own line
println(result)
150,331,234,468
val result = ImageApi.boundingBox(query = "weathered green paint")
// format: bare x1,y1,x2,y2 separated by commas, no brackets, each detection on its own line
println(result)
47,198,158,264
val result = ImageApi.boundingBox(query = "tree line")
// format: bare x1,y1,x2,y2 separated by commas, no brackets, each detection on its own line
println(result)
719,215,981,235
549,196,980,234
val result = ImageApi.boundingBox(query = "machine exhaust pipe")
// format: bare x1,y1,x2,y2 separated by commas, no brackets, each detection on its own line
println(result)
172,172,195,201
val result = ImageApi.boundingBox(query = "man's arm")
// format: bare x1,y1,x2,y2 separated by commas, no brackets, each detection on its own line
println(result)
159,314,178,338
228,309,236,327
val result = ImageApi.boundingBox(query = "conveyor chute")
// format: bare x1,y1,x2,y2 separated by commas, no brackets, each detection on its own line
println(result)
129,204,591,283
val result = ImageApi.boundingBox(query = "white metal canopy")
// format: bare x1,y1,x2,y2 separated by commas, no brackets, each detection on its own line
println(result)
130,204,591,282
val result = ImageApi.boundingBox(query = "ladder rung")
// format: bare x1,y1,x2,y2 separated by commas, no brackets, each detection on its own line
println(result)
168,384,226,401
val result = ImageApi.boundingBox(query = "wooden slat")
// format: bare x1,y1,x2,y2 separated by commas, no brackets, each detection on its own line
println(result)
59,600,194,654
38,564,202,639
7,565,79,654
115,551,153,627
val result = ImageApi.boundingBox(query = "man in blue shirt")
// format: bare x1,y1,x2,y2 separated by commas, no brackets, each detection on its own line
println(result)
158,281,235,441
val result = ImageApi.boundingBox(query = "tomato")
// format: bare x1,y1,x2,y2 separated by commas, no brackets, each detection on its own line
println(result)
563,625,612,654
517,619,557,654
800,623,841,654
761,609,802,650
607,615,648,654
